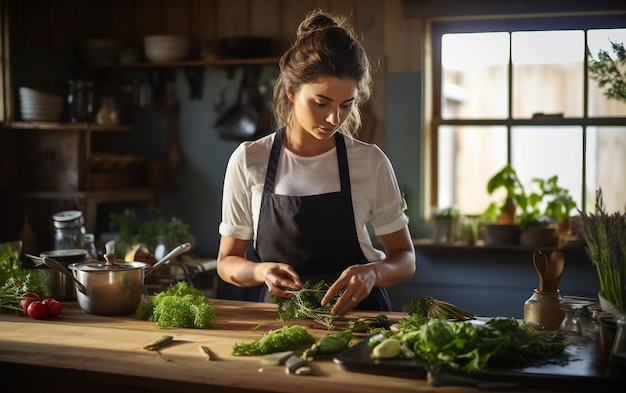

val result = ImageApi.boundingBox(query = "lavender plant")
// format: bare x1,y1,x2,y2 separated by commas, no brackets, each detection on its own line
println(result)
577,189,626,312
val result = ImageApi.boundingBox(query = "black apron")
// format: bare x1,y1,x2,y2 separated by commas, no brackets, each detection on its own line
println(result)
254,129,391,311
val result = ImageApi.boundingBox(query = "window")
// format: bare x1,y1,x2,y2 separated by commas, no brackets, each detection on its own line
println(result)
431,15,626,216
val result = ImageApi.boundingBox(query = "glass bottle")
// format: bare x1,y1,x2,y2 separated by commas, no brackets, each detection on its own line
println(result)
523,289,564,330
82,233,98,260
67,79,94,122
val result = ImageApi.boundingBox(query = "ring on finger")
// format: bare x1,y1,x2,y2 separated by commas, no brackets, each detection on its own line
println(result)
351,296,358,303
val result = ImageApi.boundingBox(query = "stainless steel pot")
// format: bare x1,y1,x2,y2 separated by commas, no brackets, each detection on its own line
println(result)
23,249,90,301
42,242,191,315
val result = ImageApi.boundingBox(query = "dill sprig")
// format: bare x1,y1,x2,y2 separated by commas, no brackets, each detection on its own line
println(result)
577,188,626,312
271,280,344,329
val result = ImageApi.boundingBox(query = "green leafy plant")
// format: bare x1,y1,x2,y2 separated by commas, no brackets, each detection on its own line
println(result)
232,325,315,356
109,206,193,258
485,166,576,230
588,40,626,103
577,188,626,312
135,281,216,328
0,245,45,314
271,280,344,329
486,164,528,224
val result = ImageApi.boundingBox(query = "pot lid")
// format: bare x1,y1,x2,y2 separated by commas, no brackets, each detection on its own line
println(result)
69,260,148,271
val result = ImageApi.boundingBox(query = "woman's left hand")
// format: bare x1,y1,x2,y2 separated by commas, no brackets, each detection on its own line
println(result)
321,264,376,314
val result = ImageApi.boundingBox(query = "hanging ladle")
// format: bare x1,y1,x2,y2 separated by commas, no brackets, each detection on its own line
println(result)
144,242,191,277
532,250,547,292
544,251,565,293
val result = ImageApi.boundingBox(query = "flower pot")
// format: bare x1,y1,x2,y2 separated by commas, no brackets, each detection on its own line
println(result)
484,223,520,245
519,225,559,247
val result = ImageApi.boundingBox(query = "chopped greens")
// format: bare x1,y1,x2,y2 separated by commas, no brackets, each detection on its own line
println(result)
135,282,216,329
232,325,315,356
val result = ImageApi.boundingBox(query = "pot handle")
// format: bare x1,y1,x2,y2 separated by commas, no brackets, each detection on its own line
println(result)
42,257,87,295
145,242,192,277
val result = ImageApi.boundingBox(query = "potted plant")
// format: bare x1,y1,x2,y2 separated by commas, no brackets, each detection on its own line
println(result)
483,165,527,245
518,175,577,247
433,207,460,244
109,206,194,259
577,189,626,315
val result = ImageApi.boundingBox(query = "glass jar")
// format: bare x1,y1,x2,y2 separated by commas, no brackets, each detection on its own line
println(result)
53,210,85,250
523,289,564,330
67,79,94,122
96,96,119,125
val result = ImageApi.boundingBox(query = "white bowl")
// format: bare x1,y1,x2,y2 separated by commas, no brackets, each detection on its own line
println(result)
145,47,189,62
143,35,188,46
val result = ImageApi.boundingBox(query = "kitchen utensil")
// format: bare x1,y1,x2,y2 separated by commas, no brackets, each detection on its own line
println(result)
545,251,564,292
42,242,191,315
24,249,90,300
533,250,547,292
145,242,191,277
215,69,258,141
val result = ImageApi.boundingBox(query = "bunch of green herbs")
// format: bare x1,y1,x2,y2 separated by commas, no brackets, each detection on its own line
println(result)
577,188,626,312
271,280,344,329
136,281,216,329
0,245,45,314
392,317,569,374
232,325,315,356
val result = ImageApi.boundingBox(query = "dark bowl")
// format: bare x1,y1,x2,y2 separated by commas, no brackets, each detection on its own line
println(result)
219,36,272,59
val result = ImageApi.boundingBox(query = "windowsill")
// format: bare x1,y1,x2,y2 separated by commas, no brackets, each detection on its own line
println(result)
412,238,586,253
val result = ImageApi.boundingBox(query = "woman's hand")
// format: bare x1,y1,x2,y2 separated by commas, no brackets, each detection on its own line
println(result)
263,263,304,298
321,264,377,314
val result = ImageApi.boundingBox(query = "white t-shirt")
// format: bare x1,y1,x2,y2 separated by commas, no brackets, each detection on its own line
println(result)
219,132,409,262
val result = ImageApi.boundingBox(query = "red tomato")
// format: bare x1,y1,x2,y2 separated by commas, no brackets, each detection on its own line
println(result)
26,300,47,320
20,292,40,314
42,298,62,318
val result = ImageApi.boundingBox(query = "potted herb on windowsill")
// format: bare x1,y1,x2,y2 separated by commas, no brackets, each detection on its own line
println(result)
483,165,527,245
433,207,460,244
518,175,577,247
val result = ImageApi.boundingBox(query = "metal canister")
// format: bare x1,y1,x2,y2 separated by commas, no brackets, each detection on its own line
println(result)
53,210,85,250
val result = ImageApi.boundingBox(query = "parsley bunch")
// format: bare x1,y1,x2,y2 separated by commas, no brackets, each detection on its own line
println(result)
136,281,216,328
272,280,344,328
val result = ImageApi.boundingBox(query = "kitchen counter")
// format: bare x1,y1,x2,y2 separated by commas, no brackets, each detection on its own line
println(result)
0,299,615,393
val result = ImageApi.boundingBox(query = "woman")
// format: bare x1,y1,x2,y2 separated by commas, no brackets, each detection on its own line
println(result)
217,9,415,314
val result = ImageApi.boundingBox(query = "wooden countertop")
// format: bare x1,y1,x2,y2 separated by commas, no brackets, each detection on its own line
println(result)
0,299,605,393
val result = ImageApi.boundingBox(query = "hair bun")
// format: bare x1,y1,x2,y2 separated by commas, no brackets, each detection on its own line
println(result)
296,10,345,38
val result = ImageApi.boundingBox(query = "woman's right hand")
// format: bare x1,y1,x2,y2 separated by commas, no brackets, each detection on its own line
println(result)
263,263,304,298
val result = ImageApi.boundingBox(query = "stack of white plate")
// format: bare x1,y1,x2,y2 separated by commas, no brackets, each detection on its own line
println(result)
144,35,189,62
19,87,63,121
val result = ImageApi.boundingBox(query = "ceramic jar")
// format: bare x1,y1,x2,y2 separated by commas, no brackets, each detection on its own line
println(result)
524,289,564,330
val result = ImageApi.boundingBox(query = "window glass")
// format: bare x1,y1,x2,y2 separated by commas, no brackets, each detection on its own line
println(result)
511,126,583,212
441,33,509,119
512,30,584,118
437,125,507,214
588,29,626,117
586,126,626,213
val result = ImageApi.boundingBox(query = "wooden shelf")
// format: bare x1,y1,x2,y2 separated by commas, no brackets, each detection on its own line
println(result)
1,121,133,132
91,56,281,69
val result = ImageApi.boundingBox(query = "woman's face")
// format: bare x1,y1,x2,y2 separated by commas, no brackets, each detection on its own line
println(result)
289,76,358,140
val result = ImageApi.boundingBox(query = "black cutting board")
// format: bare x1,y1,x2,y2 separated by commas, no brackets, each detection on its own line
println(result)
334,335,625,391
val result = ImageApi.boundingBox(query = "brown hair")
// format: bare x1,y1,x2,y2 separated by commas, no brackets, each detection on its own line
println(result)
272,9,372,137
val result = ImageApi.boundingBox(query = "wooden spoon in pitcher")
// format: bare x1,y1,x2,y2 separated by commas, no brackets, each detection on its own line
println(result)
533,250,547,292
545,251,565,292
